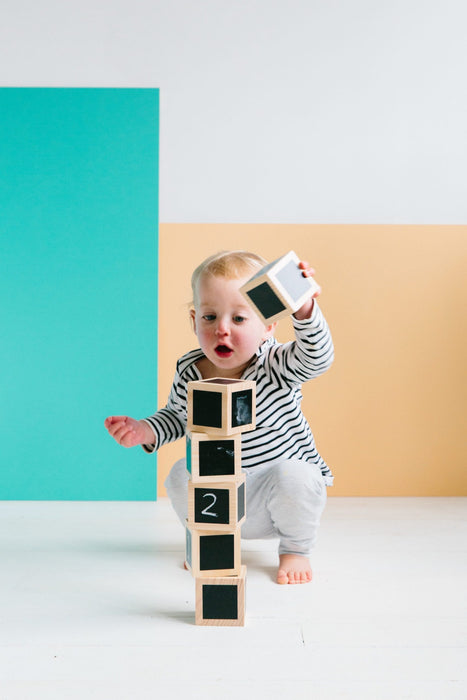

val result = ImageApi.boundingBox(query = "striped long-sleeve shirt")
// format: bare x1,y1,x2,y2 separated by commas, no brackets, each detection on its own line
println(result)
143,302,334,485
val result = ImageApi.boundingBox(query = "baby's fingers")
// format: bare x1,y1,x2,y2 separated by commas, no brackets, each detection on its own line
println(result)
105,415,128,428
105,416,129,440
111,423,137,447
298,260,321,296
105,416,145,447
298,260,316,278
119,427,139,447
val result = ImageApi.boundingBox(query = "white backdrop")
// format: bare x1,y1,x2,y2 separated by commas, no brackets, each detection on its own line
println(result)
1,0,466,223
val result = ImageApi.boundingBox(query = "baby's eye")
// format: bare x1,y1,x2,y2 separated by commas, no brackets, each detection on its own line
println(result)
202,314,216,322
233,315,246,323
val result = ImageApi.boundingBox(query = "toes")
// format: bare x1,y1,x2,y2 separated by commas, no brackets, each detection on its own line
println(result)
278,570,313,584
277,563,313,584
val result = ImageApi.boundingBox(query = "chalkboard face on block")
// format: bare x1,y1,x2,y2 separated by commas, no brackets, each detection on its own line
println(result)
199,439,236,477
187,432,242,483
200,533,234,571
192,389,222,429
202,584,238,620
194,486,230,524
231,390,253,428
246,281,286,319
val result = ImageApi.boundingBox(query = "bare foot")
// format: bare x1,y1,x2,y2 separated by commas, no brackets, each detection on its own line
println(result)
277,553,312,585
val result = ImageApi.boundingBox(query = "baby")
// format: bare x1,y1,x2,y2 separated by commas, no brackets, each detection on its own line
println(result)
105,250,334,584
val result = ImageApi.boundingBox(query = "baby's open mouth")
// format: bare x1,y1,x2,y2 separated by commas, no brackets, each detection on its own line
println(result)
215,345,233,356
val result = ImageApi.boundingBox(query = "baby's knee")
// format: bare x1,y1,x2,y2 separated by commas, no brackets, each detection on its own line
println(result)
164,458,188,496
271,460,325,500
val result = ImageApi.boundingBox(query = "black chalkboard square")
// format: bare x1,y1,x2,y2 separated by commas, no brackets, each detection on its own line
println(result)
240,250,319,324
203,584,238,619
246,281,286,320
192,389,222,429
194,486,230,525
186,432,241,483
200,534,234,571
231,389,253,428
199,438,236,477
195,566,247,626
187,379,256,436
187,475,246,531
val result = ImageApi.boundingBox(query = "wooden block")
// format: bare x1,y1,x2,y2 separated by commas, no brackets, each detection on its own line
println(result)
185,523,242,577
188,475,246,531
187,378,256,436
186,432,242,483
195,566,247,626
240,250,319,324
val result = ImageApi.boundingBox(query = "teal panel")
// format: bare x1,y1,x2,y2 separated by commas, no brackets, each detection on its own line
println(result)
186,436,192,475
0,88,159,500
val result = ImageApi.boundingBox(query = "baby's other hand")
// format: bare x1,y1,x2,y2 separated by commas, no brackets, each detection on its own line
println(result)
298,260,321,293
293,261,321,320
104,415,153,448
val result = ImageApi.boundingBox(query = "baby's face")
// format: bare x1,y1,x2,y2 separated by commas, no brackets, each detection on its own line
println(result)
191,273,275,378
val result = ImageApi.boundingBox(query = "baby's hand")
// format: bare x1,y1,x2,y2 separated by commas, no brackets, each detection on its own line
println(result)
293,261,321,320
104,415,154,448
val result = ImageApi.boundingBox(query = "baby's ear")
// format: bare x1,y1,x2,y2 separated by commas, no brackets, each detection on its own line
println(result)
189,308,196,333
263,322,277,341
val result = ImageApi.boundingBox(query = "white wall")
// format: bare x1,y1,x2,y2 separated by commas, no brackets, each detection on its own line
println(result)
1,0,466,224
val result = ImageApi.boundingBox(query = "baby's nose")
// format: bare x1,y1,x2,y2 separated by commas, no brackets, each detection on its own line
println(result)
215,319,230,335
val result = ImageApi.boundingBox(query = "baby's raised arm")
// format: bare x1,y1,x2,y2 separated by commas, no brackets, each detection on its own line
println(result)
293,260,322,320
104,415,155,448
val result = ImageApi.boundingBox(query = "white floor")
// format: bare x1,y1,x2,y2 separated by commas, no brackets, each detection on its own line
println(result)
0,497,466,700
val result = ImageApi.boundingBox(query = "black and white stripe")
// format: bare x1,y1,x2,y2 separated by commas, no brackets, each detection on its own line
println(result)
143,303,334,485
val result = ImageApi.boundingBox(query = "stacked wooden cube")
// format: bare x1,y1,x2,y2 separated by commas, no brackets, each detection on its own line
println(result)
240,249,319,324
185,377,256,626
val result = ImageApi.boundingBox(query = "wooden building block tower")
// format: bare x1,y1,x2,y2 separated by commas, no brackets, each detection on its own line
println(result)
185,377,256,626
240,249,319,324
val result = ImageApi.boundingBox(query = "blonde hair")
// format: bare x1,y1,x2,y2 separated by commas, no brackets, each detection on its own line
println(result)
191,250,267,307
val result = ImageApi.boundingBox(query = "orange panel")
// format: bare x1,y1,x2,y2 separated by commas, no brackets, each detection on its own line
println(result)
156,224,467,497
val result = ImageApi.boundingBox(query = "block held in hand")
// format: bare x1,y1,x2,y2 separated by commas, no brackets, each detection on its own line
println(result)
240,250,319,324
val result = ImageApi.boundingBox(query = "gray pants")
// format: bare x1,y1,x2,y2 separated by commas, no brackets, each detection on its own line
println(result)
164,458,327,557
